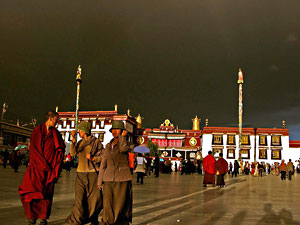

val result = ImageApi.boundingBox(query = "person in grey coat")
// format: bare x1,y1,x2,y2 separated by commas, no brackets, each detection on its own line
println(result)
97,120,132,225
66,121,104,225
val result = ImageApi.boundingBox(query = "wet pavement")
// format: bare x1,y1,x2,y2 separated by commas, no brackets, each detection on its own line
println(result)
0,166,299,225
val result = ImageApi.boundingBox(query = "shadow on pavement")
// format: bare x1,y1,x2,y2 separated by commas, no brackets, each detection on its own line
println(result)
230,210,247,225
256,203,299,225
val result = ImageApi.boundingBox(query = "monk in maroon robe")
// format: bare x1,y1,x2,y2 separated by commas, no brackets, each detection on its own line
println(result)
216,153,228,187
19,111,65,225
203,151,216,187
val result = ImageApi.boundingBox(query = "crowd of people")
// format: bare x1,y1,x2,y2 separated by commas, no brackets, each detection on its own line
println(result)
0,110,299,225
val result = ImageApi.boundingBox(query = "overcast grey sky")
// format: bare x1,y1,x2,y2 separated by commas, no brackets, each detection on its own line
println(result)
0,0,299,139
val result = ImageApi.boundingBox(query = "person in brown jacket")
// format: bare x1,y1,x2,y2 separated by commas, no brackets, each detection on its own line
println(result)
97,120,132,225
287,159,294,180
66,121,104,225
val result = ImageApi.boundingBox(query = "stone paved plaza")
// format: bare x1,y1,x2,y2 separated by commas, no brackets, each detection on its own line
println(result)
0,166,299,225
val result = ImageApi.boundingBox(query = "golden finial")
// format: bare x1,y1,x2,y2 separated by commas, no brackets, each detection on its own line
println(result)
205,118,209,127
136,114,142,129
114,104,118,112
237,68,244,84
127,109,131,116
76,65,82,83
192,115,200,130
55,106,59,112
282,120,286,129
164,119,171,127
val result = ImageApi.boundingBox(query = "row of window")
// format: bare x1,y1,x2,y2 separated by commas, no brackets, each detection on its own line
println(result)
61,132,105,142
212,148,281,160
212,134,281,146
59,120,105,129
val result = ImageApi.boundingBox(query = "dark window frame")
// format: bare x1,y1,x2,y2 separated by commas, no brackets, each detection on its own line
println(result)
227,135,236,145
241,135,250,145
227,149,236,159
212,134,223,145
259,149,267,159
259,135,267,146
271,135,282,146
240,149,250,159
212,148,223,158
271,149,281,160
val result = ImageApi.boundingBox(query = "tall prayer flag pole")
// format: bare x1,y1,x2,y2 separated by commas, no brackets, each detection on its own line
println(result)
237,68,244,160
75,65,82,140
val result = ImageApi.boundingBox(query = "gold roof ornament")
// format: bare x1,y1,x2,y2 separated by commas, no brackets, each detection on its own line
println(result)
114,104,118,112
192,115,200,130
55,106,59,112
205,118,209,127
127,109,131,116
237,68,244,84
282,120,286,129
76,65,82,83
136,114,143,129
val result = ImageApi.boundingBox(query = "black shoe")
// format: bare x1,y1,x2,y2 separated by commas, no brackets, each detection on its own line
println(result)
39,219,47,225
27,219,36,225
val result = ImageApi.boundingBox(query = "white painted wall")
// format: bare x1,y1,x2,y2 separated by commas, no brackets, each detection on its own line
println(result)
202,133,297,164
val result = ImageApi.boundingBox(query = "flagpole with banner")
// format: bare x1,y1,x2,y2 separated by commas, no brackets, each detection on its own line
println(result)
1,103,8,120
75,65,82,141
237,68,244,161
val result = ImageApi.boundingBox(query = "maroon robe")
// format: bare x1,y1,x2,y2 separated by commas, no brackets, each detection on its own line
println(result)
216,158,228,186
203,154,216,184
216,158,228,175
18,123,65,219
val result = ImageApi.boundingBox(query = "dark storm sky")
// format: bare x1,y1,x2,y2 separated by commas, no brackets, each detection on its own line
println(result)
1,0,300,139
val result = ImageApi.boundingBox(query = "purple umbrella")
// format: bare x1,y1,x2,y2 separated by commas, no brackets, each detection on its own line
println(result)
134,146,150,154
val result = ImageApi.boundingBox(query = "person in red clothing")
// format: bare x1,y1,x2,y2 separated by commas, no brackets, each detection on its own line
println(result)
18,110,65,225
216,153,228,187
203,150,216,187
128,152,136,174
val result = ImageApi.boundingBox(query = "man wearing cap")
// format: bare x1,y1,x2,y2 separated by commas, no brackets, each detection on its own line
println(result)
98,120,132,225
66,121,104,225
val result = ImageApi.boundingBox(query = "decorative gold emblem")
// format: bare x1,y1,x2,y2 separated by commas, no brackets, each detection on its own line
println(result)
137,136,145,145
164,119,170,126
189,137,197,146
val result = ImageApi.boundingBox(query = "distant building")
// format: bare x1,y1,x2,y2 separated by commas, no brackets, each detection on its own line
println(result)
0,121,32,151
289,141,300,162
137,117,202,160
202,126,293,164
57,106,138,153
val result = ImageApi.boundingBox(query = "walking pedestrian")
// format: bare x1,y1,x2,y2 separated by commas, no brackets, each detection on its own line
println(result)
128,152,136,175
195,150,203,175
228,162,233,175
258,162,264,177
287,159,294,181
64,153,72,172
145,154,152,176
279,160,287,180
135,153,147,184
97,120,132,225
154,153,160,177
18,110,65,225
66,121,104,225
216,153,228,188
203,151,216,187
232,160,240,177
10,149,20,172
2,149,9,168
